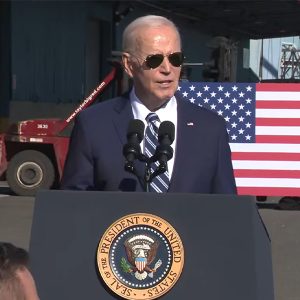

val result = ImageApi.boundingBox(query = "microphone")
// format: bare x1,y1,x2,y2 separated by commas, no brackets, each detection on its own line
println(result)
123,119,145,164
154,121,175,164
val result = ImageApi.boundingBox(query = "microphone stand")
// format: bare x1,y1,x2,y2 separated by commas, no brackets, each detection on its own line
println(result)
123,127,174,192
125,154,165,192
144,163,151,192
124,153,148,192
139,154,155,192
144,157,168,192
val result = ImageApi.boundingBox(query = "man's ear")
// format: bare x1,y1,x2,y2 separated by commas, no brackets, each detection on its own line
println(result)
122,53,134,78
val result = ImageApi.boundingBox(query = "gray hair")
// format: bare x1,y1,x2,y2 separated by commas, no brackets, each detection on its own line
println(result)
122,15,181,53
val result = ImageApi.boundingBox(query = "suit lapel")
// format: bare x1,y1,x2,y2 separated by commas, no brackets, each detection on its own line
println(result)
112,93,133,145
112,94,145,190
169,98,194,192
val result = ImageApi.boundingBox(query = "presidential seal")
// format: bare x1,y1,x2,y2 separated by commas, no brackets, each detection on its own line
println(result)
97,213,184,300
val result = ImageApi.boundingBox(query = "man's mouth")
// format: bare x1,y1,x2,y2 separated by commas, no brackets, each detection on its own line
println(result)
157,80,173,86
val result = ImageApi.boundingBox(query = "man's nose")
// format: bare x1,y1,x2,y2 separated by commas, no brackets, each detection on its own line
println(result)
159,56,171,73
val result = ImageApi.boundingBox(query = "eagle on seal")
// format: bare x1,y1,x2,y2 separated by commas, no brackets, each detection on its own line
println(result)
124,234,160,276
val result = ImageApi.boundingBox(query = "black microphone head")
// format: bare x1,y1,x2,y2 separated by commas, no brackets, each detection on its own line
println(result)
158,121,175,144
127,119,145,143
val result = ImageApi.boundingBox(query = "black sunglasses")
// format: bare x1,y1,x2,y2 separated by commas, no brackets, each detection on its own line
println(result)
141,52,185,69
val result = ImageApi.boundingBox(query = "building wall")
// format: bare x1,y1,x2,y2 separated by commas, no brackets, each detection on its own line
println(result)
0,1,11,131
10,1,113,104
6,1,251,122
250,36,300,80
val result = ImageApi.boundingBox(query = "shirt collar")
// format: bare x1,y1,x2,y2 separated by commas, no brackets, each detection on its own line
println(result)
130,87,177,123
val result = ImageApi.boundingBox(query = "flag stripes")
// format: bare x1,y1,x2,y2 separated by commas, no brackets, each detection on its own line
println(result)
178,81,300,196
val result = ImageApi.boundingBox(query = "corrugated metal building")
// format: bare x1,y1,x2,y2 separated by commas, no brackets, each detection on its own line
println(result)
0,1,254,129
250,36,300,80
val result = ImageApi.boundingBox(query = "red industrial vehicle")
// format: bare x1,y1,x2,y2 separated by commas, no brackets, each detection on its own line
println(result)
0,62,123,196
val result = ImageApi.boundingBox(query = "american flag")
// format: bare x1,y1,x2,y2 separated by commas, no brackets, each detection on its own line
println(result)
178,82,300,196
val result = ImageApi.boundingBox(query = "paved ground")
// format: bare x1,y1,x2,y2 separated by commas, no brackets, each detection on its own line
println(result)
0,181,299,300
259,207,300,300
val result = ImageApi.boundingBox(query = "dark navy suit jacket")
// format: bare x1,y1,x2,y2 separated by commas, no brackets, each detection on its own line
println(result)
60,94,237,194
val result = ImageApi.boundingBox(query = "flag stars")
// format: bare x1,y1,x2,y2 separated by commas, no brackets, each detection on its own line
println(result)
177,83,256,143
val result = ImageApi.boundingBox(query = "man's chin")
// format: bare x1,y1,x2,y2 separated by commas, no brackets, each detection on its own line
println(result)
157,89,176,101
142,89,176,110
153,95,174,109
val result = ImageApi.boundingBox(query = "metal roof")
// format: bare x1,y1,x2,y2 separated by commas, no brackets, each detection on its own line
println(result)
129,0,300,39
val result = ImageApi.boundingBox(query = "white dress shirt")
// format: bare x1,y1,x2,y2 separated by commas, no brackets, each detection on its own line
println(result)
130,88,177,179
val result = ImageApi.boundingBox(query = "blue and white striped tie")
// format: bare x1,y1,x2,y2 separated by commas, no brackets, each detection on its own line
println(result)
144,113,170,193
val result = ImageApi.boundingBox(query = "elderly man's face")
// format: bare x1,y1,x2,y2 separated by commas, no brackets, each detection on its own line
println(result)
123,25,182,111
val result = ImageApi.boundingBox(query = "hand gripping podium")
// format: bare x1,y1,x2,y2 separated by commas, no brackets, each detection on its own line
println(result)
29,191,274,300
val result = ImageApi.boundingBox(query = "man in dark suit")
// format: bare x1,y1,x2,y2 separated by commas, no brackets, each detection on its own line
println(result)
60,15,236,194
